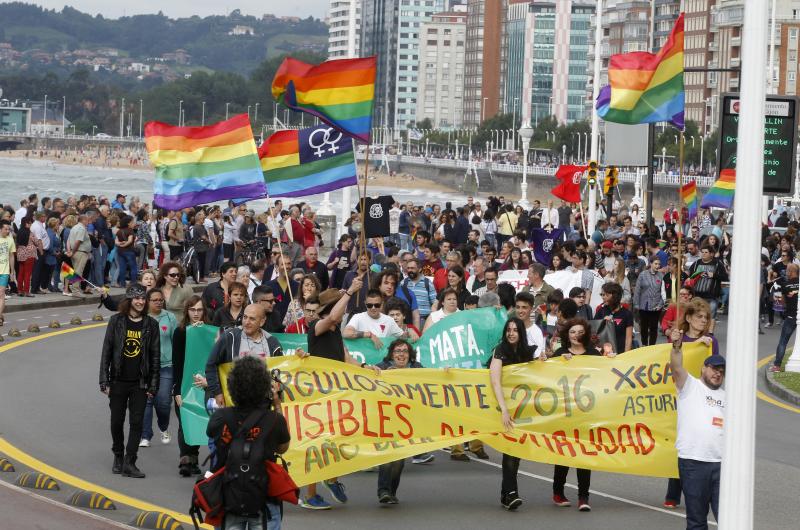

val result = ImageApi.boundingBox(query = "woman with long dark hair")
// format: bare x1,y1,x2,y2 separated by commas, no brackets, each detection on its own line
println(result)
15,216,39,297
548,318,604,512
172,295,210,477
489,317,536,511
211,281,248,330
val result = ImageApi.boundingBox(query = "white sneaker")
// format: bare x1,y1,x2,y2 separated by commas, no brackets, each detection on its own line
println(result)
160,431,171,445
138,438,150,447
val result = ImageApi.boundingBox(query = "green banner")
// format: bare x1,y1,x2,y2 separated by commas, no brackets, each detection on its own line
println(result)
274,307,506,369
180,324,219,446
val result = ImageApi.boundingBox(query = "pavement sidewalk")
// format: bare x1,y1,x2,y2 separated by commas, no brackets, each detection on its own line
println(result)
3,285,205,314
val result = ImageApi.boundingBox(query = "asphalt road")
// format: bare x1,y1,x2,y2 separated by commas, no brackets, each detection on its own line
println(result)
0,304,798,529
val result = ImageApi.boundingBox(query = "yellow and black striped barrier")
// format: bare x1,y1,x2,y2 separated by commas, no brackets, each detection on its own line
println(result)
130,511,184,530
15,471,59,490
0,457,14,472
68,490,116,510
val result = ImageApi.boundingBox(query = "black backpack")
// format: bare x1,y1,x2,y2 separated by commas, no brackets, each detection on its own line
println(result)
221,409,276,518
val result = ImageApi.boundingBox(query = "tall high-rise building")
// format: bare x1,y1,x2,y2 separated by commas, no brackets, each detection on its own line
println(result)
328,0,361,59
416,11,467,128
361,0,447,130
464,0,508,127
684,0,715,133
654,1,680,48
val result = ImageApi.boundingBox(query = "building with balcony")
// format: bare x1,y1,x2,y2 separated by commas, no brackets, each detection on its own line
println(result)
328,0,361,58
416,11,467,128
361,0,447,130
463,0,508,127
684,0,716,133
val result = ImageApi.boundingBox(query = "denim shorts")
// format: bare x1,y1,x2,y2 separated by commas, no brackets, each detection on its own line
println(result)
0,274,9,288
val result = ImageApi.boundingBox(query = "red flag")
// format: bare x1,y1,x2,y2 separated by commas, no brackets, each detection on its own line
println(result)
551,164,586,203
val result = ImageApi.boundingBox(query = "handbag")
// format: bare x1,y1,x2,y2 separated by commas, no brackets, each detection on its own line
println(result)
190,466,225,529
266,455,299,504
589,318,618,354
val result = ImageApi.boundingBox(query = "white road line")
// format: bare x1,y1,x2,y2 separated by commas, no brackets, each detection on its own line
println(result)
17,318,26,321
463,454,717,526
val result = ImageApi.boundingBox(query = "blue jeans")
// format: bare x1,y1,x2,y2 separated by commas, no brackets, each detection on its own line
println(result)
377,459,405,496
666,477,682,504
142,366,172,441
678,458,720,530
704,297,719,319
221,502,281,530
91,244,106,286
775,317,797,367
116,251,138,286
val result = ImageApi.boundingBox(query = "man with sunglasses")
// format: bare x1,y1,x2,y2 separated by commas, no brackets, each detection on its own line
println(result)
669,328,726,529
252,284,285,333
343,289,407,350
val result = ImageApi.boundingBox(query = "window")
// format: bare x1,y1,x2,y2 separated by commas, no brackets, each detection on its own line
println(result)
790,72,797,82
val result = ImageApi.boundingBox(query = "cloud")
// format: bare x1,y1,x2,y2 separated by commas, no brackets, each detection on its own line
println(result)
32,1,331,19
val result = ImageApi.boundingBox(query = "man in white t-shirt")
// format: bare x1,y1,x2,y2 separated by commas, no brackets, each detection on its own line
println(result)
343,289,406,350
669,329,725,529
513,292,546,358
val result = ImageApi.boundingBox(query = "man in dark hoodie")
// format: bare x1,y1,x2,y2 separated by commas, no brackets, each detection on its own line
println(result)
205,304,284,408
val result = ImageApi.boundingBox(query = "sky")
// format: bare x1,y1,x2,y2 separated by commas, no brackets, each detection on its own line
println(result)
29,1,331,20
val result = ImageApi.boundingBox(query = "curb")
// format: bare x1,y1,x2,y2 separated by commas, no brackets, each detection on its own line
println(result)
4,285,206,314
763,366,800,407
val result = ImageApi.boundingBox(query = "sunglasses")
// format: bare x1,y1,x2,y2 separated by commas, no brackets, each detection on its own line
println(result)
366,303,382,309
167,272,181,278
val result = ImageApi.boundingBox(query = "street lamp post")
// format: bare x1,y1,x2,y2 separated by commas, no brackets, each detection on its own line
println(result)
562,144,566,166
254,103,259,125
201,101,206,126
92,125,97,136
226,102,230,120
42,94,47,135
512,97,519,150
700,136,706,173
139,99,143,138
178,100,183,127
661,146,667,172
518,122,534,210
62,96,66,136
120,97,125,138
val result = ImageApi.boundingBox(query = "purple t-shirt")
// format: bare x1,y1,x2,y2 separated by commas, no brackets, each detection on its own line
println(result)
682,333,720,357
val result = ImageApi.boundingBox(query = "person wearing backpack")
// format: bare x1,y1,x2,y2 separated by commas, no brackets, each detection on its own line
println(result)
207,355,290,530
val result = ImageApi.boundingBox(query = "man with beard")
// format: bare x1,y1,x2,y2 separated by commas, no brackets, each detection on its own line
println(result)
669,328,726,530
400,258,437,327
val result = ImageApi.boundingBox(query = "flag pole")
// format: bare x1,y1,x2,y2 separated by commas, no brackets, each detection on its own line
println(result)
588,0,603,236
355,145,371,308
264,197,296,324
675,130,685,323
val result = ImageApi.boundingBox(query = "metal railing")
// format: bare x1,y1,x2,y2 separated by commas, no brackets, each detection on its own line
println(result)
356,152,714,188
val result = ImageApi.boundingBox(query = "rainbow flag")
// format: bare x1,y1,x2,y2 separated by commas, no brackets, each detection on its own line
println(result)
271,57,376,143
596,13,684,130
681,180,698,220
700,169,735,209
259,125,357,197
60,262,82,284
144,114,267,210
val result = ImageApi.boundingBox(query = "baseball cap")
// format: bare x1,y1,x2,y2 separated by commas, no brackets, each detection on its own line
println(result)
704,354,726,368
125,283,146,299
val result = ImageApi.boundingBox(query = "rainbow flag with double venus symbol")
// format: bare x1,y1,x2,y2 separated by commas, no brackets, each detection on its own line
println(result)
271,57,377,143
259,124,357,198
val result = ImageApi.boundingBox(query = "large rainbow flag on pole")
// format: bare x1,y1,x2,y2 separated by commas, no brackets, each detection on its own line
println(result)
271,57,377,143
700,169,736,209
259,125,357,197
596,13,685,130
144,114,267,209
680,180,698,220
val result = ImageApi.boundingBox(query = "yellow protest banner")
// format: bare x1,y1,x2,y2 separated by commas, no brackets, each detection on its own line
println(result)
218,342,708,487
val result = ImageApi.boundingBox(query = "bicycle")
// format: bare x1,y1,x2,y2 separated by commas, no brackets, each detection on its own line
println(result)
179,241,201,284
235,239,266,267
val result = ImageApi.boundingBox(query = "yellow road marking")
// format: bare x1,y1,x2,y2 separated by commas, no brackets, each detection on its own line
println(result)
757,355,800,414
0,324,211,528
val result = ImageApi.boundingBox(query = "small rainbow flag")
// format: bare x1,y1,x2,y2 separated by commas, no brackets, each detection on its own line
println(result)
680,180,698,220
596,13,684,130
271,57,376,143
144,114,267,210
700,169,735,209
60,262,82,284
259,125,357,197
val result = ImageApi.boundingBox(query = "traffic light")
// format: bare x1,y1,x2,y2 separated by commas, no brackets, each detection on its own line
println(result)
587,160,598,186
604,165,619,194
